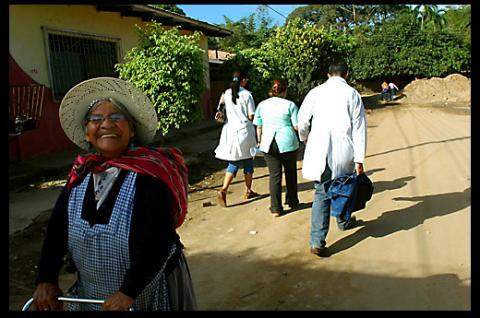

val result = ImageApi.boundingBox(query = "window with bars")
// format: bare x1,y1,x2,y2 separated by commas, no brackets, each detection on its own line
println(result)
44,28,120,101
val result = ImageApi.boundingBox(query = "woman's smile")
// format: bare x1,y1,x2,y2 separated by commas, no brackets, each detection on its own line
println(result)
85,101,134,159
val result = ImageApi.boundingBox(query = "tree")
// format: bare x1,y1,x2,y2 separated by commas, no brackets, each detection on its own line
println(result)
212,6,275,52
286,4,409,34
372,4,408,25
148,4,186,16
115,22,206,136
349,9,470,80
444,5,471,48
286,5,337,28
413,4,446,31
223,18,356,105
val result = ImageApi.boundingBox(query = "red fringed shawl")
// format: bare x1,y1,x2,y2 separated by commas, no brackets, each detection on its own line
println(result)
67,146,188,228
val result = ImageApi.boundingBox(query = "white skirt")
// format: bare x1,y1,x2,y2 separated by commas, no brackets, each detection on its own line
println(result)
214,123,257,161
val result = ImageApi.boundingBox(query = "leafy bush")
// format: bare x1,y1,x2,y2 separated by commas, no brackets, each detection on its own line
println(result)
349,11,470,81
224,18,356,105
115,22,206,136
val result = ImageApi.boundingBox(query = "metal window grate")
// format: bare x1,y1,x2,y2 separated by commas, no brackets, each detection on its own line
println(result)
44,28,120,101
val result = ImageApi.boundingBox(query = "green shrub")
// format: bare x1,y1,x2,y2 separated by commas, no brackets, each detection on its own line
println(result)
223,18,355,105
115,21,206,136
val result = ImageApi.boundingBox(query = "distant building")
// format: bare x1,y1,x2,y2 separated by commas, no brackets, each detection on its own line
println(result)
208,49,236,118
208,49,236,62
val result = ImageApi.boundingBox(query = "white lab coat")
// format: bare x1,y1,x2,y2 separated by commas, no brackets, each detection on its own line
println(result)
214,87,257,161
298,76,366,181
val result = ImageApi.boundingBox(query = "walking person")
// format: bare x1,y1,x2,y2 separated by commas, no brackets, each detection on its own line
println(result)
33,77,197,311
388,81,399,101
381,80,390,102
214,70,259,207
298,61,367,257
253,79,300,217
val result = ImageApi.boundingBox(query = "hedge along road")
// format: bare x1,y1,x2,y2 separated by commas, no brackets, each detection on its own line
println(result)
10,103,470,310
179,104,471,310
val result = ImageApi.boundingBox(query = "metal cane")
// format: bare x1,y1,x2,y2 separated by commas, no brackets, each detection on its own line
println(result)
22,296,134,311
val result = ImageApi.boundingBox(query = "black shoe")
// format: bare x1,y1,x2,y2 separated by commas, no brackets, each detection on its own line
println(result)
310,246,328,257
339,216,361,230
271,207,284,217
285,200,300,209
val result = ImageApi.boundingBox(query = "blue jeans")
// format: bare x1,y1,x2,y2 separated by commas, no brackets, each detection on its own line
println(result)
381,90,390,101
310,165,354,248
389,88,397,101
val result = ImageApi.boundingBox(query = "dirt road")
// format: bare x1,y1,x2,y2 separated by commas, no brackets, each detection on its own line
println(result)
9,104,470,310
180,104,471,310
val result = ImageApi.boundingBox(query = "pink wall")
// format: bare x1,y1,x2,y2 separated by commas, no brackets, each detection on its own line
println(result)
9,54,75,161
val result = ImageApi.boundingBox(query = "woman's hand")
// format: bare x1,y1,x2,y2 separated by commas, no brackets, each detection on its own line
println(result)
102,291,135,311
215,111,224,120
33,282,63,311
355,162,364,175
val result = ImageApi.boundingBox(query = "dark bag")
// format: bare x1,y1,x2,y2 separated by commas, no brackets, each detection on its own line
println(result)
352,173,374,212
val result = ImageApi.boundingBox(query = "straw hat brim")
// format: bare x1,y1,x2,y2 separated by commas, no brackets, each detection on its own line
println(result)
59,77,158,150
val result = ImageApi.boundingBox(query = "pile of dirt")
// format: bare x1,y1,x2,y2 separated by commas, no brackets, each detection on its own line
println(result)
400,74,471,106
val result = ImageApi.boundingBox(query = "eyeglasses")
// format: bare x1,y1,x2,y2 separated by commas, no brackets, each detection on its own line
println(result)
86,113,126,124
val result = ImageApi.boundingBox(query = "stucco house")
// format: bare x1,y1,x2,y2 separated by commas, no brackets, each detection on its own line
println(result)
9,4,231,161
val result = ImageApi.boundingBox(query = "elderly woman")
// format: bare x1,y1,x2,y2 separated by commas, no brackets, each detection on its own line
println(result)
214,70,259,207
32,77,196,311
253,79,300,217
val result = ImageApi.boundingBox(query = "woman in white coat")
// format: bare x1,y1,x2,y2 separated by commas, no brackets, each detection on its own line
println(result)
214,71,259,207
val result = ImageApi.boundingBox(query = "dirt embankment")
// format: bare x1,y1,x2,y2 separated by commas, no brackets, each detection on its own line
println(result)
399,74,471,107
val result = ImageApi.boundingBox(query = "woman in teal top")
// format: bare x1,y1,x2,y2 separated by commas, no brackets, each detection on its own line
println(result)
253,79,300,216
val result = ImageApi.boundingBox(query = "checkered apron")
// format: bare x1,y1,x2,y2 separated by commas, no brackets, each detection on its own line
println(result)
66,171,177,311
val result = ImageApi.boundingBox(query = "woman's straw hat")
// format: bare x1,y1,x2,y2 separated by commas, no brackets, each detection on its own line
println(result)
59,77,158,150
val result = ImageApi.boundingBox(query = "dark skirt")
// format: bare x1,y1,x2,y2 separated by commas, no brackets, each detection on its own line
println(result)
166,252,197,310
66,251,197,311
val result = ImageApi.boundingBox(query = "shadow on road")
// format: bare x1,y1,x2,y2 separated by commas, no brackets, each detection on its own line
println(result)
366,136,470,159
365,167,386,176
325,187,471,257
188,249,470,310
227,194,270,208
373,176,416,194
280,202,313,217
363,93,404,109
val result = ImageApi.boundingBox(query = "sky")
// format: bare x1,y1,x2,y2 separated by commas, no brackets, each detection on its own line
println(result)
177,4,459,27
177,5,306,26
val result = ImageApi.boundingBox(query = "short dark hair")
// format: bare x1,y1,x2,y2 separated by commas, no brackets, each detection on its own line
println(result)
328,61,349,76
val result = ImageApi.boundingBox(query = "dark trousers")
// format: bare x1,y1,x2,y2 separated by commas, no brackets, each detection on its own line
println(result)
263,139,299,213
381,90,390,101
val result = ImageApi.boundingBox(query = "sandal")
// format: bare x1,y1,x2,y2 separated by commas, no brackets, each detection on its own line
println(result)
244,190,259,200
217,190,227,207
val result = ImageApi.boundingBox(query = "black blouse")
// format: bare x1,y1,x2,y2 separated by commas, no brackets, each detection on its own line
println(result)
35,170,181,299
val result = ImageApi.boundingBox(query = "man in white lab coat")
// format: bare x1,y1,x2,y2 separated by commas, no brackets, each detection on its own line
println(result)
297,61,367,257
